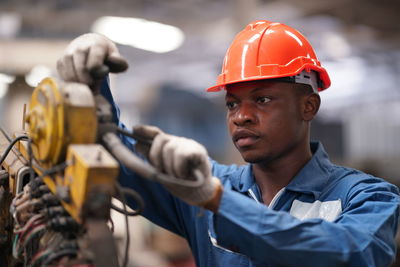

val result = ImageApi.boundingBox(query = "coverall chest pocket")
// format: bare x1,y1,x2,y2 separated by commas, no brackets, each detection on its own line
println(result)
207,241,251,267
207,215,251,267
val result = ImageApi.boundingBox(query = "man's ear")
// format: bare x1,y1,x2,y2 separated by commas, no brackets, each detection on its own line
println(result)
302,93,320,121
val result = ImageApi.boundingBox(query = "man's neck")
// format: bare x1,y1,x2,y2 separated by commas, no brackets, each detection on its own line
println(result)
252,142,312,205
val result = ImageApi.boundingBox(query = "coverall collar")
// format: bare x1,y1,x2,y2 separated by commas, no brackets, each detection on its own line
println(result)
231,141,332,199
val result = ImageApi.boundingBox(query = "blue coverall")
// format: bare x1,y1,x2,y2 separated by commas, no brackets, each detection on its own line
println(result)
101,81,400,266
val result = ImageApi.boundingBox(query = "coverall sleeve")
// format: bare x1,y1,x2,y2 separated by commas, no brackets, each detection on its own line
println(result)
100,78,191,235
99,79,237,239
214,178,400,266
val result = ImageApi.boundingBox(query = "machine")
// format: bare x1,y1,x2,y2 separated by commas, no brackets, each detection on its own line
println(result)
0,75,203,266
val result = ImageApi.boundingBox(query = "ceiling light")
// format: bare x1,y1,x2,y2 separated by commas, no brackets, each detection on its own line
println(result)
92,16,185,53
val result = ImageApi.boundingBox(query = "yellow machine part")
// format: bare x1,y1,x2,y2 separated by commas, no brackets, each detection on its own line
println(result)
21,77,119,222
16,138,119,223
25,77,98,167
59,144,119,222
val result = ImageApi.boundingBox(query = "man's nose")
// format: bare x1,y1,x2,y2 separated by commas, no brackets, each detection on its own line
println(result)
233,103,257,126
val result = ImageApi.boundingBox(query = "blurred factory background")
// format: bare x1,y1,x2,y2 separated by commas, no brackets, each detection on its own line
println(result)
0,0,400,266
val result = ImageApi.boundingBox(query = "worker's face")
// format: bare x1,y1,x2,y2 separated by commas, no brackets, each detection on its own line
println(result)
225,80,316,164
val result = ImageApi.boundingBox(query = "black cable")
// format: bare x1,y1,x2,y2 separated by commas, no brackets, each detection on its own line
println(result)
112,187,144,216
115,183,131,267
37,161,69,180
103,132,205,187
0,135,29,165
27,137,35,182
110,203,141,217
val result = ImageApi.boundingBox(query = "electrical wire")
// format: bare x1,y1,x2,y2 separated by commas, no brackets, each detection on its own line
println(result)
15,199,41,214
22,224,46,247
30,232,65,266
115,183,130,267
111,187,144,216
11,191,25,229
110,203,140,217
2,133,79,265
27,137,34,182
14,214,44,234
4,130,149,266
30,248,53,267
0,135,29,165
14,223,46,258
37,161,70,180
14,189,29,207
12,234,20,258
0,133,65,181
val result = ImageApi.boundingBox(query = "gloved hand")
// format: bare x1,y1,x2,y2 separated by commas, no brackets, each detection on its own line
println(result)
57,33,128,85
133,125,223,210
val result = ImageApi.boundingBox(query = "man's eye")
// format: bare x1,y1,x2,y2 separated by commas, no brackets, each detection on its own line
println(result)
226,101,237,110
257,96,271,104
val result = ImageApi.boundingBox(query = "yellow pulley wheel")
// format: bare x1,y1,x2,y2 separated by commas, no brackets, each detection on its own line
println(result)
26,78,98,166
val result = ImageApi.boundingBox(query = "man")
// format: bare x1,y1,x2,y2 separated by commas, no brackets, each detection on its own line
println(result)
57,20,399,266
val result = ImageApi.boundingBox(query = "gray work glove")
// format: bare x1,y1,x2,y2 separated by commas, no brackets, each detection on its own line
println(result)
57,33,128,85
133,125,222,207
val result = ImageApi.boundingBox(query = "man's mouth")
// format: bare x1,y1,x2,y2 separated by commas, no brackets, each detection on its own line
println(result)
232,129,260,148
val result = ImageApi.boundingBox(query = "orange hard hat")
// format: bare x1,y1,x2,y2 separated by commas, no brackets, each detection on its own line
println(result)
207,20,331,92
